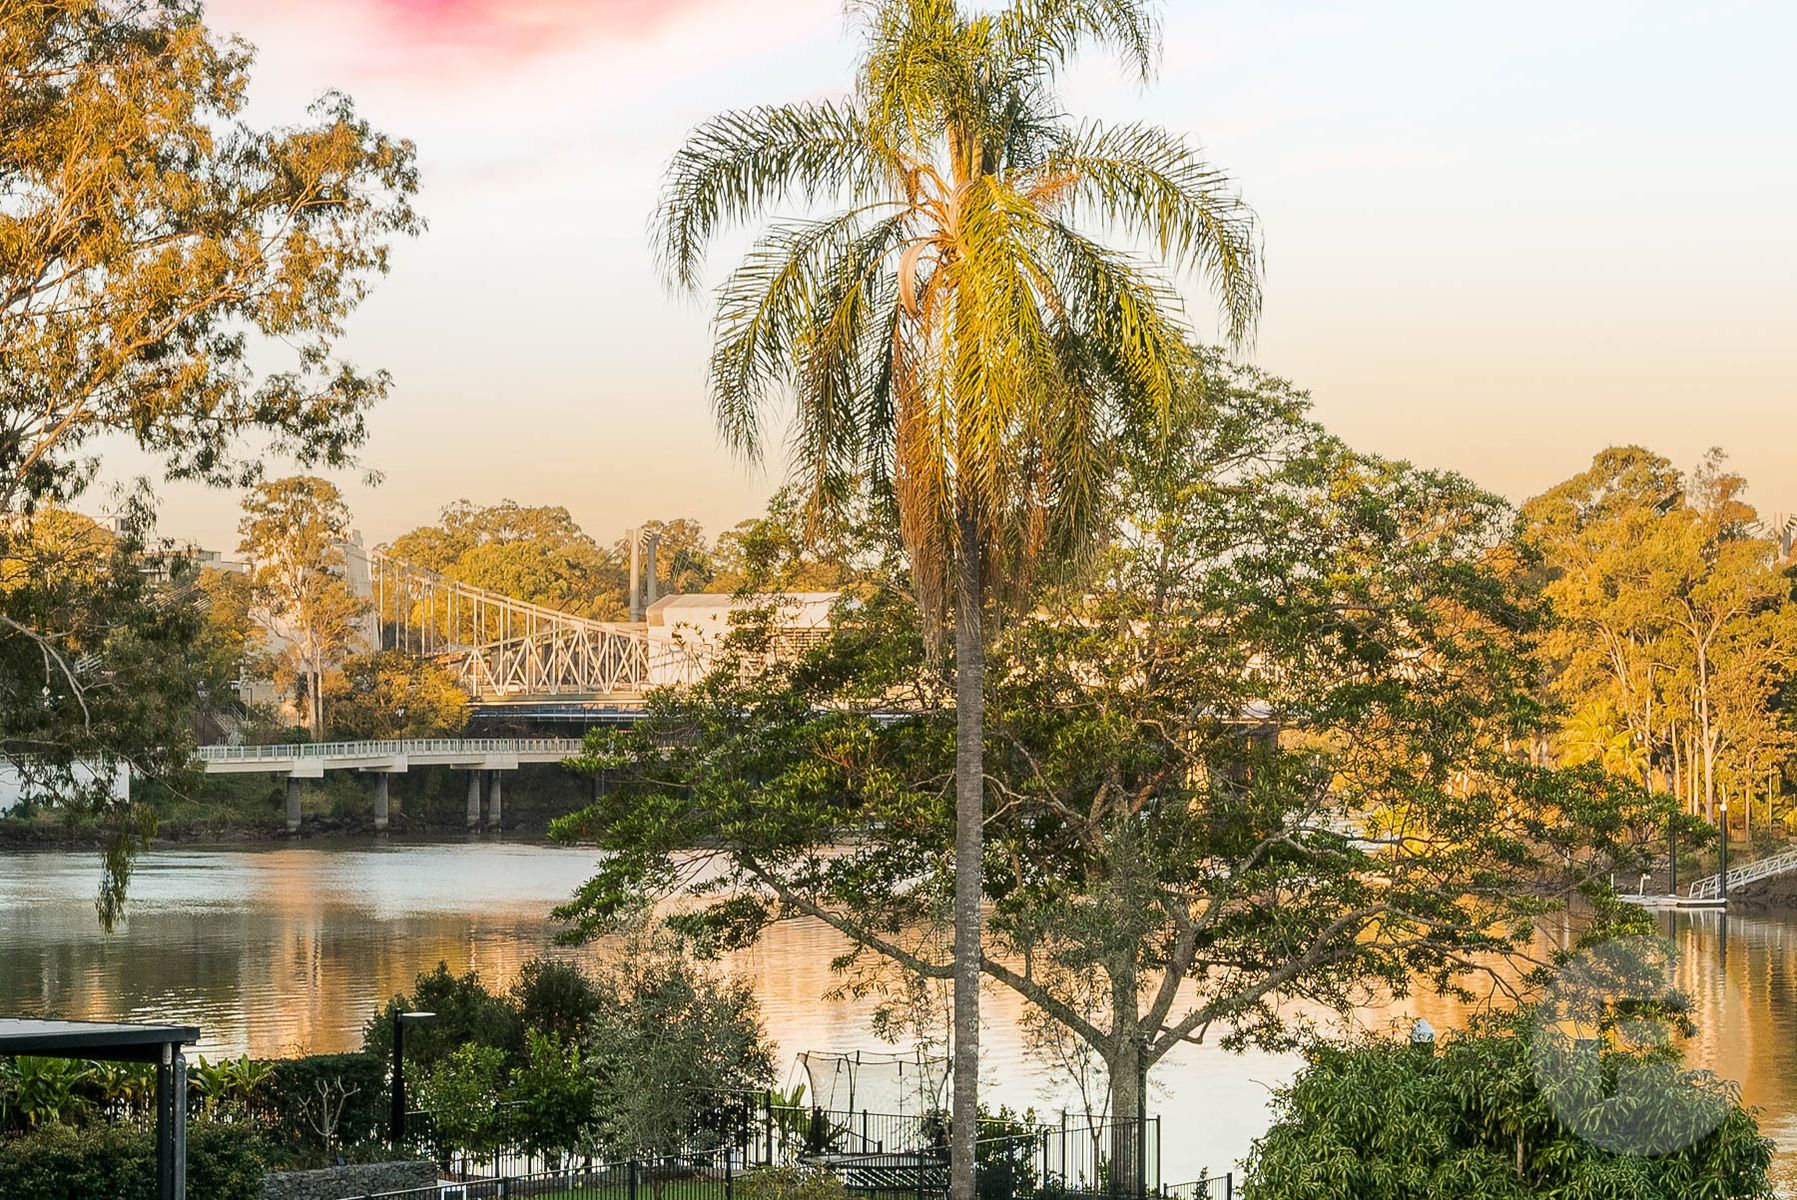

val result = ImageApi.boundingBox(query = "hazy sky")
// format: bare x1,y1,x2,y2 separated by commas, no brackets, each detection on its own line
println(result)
131,0,1794,551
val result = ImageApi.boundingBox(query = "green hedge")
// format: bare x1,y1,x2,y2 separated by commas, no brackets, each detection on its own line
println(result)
257,1052,391,1163
0,1120,266,1199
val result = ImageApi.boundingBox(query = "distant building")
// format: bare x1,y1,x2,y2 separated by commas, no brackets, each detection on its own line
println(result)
643,592,839,684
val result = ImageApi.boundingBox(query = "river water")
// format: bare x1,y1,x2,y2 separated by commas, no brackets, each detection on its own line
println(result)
1,841,1792,1189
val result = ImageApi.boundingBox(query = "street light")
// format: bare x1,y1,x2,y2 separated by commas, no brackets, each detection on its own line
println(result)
390,1010,436,1145
1720,801,1730,906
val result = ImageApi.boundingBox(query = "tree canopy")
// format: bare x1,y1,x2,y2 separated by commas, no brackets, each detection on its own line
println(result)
553,356,1673,1133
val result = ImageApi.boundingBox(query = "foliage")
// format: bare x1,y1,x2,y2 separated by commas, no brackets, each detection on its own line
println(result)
239,475,367,738
256,1052,388,1159
325,649,469,740
506,1029,596,1164
654,3,1262,1189
0,0,414,917
622,518,716,596
363,962,524,1073
509,956,605,1047
0,1055,92,1128
738,1165,850,1200
710,486,872,594
0,504,215,923
0,0,419,512
0,1119,267,1200
416,1043,507,1165
388,499,629,620
585,935,777,1157
188,1055,273,1121
556,355,1679,1143
1241,1024,1774,1199
1522,447,1797,835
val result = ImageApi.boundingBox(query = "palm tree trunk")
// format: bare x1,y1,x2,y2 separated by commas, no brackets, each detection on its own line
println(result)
950,500,984,1200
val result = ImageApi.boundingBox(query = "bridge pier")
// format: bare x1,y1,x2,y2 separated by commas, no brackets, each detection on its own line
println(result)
373,774,391,832
285,777,302,833
488,772,503,830
466,772,483,830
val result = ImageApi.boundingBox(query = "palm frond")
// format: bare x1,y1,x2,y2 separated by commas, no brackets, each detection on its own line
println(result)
654,101,894,290
998,0,1160,84
708,206,906,460
1043,120,1261,347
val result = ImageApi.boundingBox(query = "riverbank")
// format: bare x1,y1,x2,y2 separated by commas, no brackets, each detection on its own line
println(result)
0,762,594,848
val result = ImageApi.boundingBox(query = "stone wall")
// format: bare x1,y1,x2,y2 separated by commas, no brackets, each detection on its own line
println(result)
261,1160,439,1200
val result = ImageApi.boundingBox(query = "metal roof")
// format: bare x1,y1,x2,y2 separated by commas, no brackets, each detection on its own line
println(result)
0,1018,199,1062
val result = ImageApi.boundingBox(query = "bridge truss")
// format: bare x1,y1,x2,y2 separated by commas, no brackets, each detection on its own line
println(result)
352,547,708,701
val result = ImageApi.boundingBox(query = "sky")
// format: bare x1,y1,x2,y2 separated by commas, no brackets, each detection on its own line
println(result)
128,0,1795,552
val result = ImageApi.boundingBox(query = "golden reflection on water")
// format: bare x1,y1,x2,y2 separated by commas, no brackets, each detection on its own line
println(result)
1,843,1792,1188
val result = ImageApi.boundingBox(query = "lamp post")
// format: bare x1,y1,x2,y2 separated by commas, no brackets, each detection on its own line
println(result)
1719,802,1730,906
390,1010,435,1145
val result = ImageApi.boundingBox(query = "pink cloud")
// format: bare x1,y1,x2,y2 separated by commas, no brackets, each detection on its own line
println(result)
209,0,730,83
366,0,706,59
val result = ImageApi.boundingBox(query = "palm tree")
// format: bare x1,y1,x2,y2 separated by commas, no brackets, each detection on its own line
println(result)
653,3,1260,1195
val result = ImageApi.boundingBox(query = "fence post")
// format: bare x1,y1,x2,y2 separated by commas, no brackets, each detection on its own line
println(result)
726,1138,735,1200
915,1144,925,1200
629,1158,639,1200
1224,1171,1232,1200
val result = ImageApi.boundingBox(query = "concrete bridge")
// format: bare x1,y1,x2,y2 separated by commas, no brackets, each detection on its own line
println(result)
198,738,584,833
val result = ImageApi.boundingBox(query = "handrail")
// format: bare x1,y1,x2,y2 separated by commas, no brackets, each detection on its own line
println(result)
196,738,585,762
1687,844,1797,901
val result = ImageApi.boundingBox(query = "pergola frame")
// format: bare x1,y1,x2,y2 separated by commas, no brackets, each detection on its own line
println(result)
0,1018,199,1200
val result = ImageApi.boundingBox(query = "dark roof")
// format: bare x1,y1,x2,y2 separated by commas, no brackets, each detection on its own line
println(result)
0,1018,200,1063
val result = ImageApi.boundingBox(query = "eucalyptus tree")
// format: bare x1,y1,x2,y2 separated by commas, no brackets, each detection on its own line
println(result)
0,0,417,918
651,4,1259,1187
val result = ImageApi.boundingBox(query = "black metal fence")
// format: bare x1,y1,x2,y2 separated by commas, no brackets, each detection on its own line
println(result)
392,1092,1185,1200
1161,1175,1233,1200
366,1153,738,1200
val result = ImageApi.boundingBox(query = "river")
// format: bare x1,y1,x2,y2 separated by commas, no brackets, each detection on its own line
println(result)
1,841,1792,1190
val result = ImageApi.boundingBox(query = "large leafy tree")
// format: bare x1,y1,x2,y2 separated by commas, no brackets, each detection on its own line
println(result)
388,500,628,620
555,360,1674,1187
238,475,365,739
0,0,417,914
651,3,1259,1187
0,0,419,508
0,504,214,922
1523,449,1797,834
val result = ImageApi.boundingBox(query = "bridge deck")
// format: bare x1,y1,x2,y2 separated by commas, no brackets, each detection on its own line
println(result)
198,738,586,776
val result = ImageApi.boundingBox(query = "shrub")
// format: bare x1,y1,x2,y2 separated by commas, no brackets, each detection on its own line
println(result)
0,1119,266,1199
259,1051,389,1160
363,962,524,1070
1242,1025,1774,1200
511,956,604,1046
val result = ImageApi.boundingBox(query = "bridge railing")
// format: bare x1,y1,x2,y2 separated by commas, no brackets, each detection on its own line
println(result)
1687,844,1797,901
197,738,587,763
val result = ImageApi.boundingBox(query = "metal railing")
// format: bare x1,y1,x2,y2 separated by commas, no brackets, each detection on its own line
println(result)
1687,843,1797,900
367,1152,739,1200
1161,1175,1233,1200
196,738,586,763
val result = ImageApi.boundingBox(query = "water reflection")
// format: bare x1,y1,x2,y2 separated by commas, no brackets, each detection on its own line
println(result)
0,844,1791,1189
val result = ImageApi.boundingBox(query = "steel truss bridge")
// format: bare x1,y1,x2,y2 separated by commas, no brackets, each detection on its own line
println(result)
348,546,711,706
